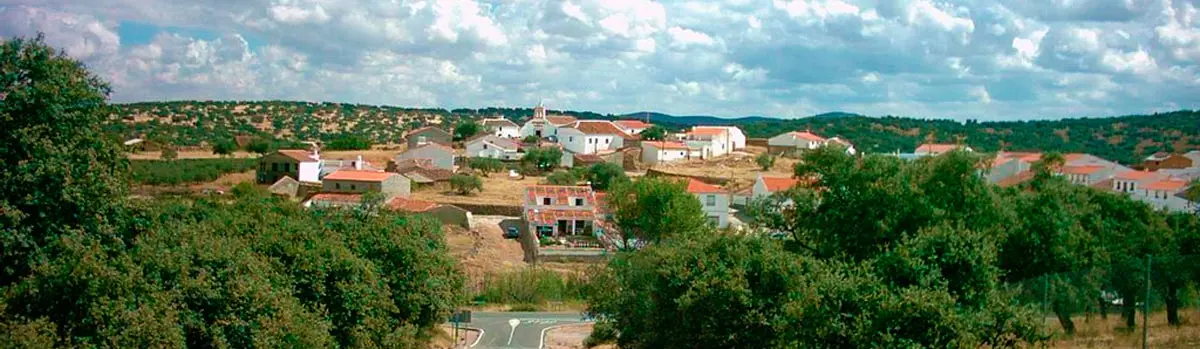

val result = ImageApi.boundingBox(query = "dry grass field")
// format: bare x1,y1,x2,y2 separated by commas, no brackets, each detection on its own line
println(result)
647,147,796,191
412,174,543,206
1049,310,1200,348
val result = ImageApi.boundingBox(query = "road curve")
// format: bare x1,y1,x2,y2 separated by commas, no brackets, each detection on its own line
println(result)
449,311,591,349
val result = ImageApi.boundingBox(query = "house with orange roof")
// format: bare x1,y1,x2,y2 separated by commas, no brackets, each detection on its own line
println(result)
751,173,802,200
1111,170,1166,194
1141,178,1194,212
686,178,731,228
613,119,653,135
914,143,973,156
557,120,629,155
258,148,321,184
1139,152,1194,171
685,126,741,158
481,118,521,138
523,185,599,237
302,169,411,209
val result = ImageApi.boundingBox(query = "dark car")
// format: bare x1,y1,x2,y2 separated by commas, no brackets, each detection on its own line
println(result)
504,227,520,239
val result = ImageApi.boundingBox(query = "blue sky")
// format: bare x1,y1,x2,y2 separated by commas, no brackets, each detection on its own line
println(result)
2,0,1199,120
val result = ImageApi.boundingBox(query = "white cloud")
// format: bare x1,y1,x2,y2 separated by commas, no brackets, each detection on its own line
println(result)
0,0,1196,120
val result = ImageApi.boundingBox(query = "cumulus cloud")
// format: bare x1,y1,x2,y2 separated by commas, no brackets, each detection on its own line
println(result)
0,0,1197,120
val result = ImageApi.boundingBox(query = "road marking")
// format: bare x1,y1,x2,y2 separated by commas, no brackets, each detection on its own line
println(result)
465,326,484,348
507,319,520,346
538,323,577,349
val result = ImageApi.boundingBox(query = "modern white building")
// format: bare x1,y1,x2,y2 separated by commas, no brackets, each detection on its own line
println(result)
557,120,627,155
465,135,523,160
684,127,732,158
691,126,746,149
687,178,730,228
258,149,321,184
481,118,521,138
641,141,694,164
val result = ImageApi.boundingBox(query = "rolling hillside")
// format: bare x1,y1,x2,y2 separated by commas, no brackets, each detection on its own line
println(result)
106,100,1199,165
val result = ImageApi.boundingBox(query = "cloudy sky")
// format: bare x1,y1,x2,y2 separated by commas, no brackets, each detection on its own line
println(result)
2,0,1198,120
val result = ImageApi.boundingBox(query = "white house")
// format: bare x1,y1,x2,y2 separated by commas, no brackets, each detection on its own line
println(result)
1141,178,1192,212
826,137,857,155
751,174,802,200
914,143,973,156
258,149,321,184
685,127,732,158
768,131,826,150
692,126,745,149
614,119,653,135
396,143,456,170
523,185,599,237
520,103,577,139
641,141,693,164
481,118,521,138
687,178,730,228
465,135,523,160
303,170,411,209
557,120,627,155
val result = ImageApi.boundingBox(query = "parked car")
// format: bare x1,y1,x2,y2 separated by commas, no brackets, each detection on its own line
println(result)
504,227,520,239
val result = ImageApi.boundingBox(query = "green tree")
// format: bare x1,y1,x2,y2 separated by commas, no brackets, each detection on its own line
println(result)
639,125,667,141
546,170,580,185
586,163,628,190
521,146,563,173
212,138,237,156
245,136,275,154
161,145,178,161
606,177,708,248
521,135,540,144
454,120,481,141
755,152,776,171
467,157,505,176
450,174,483,195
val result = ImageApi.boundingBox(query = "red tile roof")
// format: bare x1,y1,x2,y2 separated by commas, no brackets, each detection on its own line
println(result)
688,127,728,136
1143,179,1188,191
307,192,363,204
564,121,630,136
643,141,691,150
1115,170,1161,181
788,131,826,142
573,153,605,163
614,120,652,129
525,185,595,205
323,170,396,182
594,192,611,215
277,149,317,162
1062,165,1104,175
686,178,723,193
916,144,962,153
996,171,1035,188
481,118,519,128
546,115,577,125
525,208,597,225
761,176,801,192
388,197,441,212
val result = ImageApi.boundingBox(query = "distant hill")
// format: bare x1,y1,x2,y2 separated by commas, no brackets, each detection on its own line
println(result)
106,100,1199,165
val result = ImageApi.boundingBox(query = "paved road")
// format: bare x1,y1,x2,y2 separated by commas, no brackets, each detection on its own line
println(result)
452,311,591,348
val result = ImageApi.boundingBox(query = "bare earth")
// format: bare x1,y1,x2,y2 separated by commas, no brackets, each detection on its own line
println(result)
128,148,404,166
647,147,794,191
444,215,529,288
543,323,615,349
413,174,544,206
1050,310,1200,348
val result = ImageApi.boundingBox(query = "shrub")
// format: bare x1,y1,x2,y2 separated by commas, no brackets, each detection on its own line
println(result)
130,158,257,185
522,135,540,144
325,134,372,150
450,174,483,195
584,321,618,348
211,138,237,155
546,170,580,185
587,163,628,190
756,152,776,171
467,157,505,175
474,268,587,306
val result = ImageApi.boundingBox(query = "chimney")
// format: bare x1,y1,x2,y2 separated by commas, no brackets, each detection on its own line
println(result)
311,144,320,160
355,155,363,170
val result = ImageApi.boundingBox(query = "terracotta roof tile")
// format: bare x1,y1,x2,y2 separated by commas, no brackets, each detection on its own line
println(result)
388,197,441,212
761,176,801,192
643,141,691,150
525,208,596,225
564,121,628,136
546,115,577,125
614,120,652,129
323,170,396,182
1062,165,1105,175
1143,179,1188,191
789,131,826,142
525,185,595,205
277,149,317,162
481,118,519,128
996,171,1035,188
1115,170,1161,181
687,127,728,136
686,178,723,193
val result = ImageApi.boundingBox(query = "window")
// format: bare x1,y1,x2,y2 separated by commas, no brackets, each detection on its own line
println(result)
335,183,341,190
706,195,716,206
605,138,610,144
350,184,357,190
483,144,488,150
575,198,584,206
543,197,552,205
569,136,573,142
272,163,279,171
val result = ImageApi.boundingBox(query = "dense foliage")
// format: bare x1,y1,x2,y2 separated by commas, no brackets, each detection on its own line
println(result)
130,158,257,185
521,146,563,173
324,133,373,150
586,163,628,190
605,177,709,248
450,174,482,195
546,170,582,185
1,36,464,347
466,157,505,175
453,120,481,141
638,125,667,141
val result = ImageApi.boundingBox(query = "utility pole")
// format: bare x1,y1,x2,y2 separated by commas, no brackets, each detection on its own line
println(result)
1144,254,1151,349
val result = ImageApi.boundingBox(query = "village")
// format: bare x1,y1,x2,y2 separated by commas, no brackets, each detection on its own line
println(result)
238,102,1200,271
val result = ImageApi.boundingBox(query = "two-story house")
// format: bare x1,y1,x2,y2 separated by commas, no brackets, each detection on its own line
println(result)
258,149,321,184
1142,178,1193,212
396,143,456,170
687,178,731,228
685,127,732,158
557,120,628,155
692,126,745,149
523,185,598,237
482,118,521,138
465,135,524,160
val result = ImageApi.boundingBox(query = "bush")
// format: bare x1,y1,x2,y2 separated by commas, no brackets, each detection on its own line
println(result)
130,158,257,185
521,147,562,173
546,170,580,185
211,138,237,155
756,152,776,171
160,146,178,161
587,163,628,190
467,157,505,175
450,174,483,195
325,134,372,150
474,268,587,306
584,321,618,348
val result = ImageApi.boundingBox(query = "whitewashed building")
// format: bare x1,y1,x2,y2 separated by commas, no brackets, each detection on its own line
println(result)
614,119,653,135
684,127,732,158
482,118,521,138
691,126,746,149
641,141,693,164
520,103,577,139
558,120,627,155
687,178,731,228
465,135,523,160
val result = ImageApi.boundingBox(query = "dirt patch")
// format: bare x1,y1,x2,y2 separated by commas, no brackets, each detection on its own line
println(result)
544,323,596,349
647,152,795,192
413,175,544,206
1050,310,1200,348
446,215,529,289
430,325,481,349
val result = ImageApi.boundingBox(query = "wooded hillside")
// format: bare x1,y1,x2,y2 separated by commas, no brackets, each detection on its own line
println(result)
106,100,1198,165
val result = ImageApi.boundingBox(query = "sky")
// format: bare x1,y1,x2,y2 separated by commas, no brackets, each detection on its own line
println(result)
1,0,1198,121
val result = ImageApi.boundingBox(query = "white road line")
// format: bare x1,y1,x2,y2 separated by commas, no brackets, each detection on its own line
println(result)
538,323,573,349
463,326,484,348
507,319,521,346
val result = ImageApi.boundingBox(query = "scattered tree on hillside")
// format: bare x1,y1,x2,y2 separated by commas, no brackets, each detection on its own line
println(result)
521,147,562,173
212,138,237,156
246,137,275,154
450,174,483,195
755,152,775,171
161,145,178,161
521,135,540,144
467,157,505,176
546,170,580,185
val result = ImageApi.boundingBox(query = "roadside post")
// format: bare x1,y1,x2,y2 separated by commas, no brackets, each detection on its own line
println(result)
450,310,472,348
